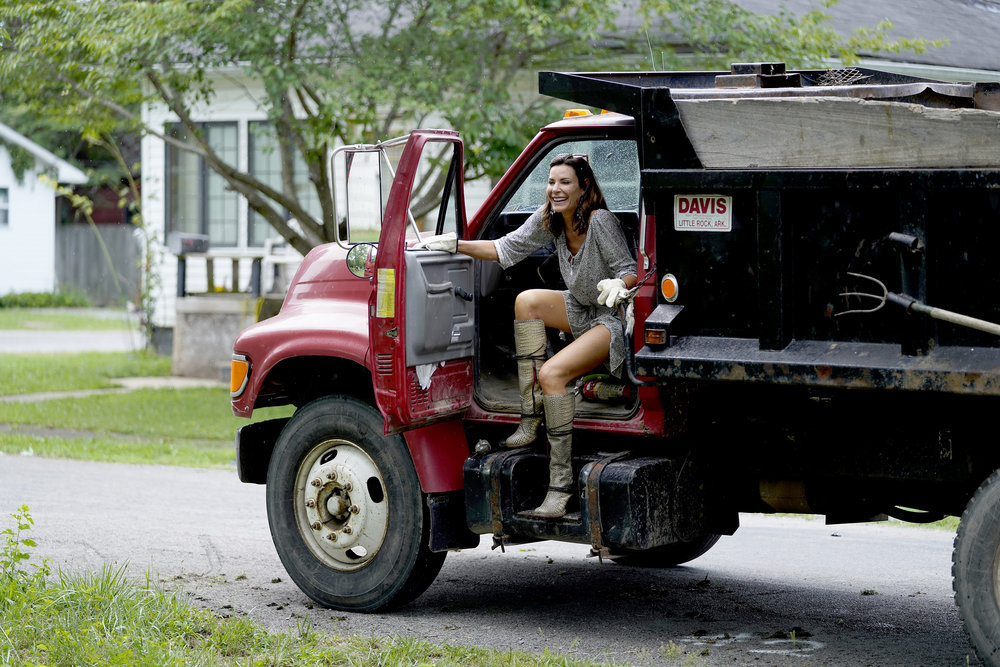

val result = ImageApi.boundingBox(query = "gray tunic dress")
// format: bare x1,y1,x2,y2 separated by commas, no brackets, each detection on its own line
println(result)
494,208,637,377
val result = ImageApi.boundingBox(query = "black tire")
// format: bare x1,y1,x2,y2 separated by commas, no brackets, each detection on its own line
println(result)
954,468,1000,666
265,395,446,611
609,534,722,567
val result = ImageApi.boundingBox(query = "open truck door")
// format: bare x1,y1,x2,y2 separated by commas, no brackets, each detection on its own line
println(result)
362,130,474,433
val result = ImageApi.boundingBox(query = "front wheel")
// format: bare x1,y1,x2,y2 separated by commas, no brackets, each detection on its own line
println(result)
266,395,446,611
953,468,1000,665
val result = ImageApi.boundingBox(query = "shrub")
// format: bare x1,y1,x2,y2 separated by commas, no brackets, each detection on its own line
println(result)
0,290,92,309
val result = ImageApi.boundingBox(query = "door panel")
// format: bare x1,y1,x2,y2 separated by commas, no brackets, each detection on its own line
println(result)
371,130,473,433
404,252,474,365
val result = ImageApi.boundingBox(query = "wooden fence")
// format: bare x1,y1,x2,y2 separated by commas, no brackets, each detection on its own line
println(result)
55,223,141,306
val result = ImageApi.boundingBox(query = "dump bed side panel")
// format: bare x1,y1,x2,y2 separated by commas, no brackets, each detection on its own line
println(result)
646,170,1000,347
637,169,1000,394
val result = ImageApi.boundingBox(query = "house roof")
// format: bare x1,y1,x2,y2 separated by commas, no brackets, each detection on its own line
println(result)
0,120,87,184
609,0,1000,79
733,0,1000,78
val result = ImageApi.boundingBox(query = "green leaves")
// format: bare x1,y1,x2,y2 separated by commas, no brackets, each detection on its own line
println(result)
0,0,943,253
1,505,50,596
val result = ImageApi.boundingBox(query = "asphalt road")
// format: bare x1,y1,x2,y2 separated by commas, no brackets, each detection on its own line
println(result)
0,454,978,665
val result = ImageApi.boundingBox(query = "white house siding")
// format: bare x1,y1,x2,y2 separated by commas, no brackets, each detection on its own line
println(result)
142,69,494,329
0,148,57,294
143,71,272,328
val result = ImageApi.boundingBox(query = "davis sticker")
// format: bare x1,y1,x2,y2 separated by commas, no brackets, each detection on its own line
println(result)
674,195,732,232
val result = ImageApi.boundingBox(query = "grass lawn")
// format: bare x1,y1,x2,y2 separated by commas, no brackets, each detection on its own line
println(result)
0,351,290,468
0,308,136,331
0,386,292,468
0,351,171,396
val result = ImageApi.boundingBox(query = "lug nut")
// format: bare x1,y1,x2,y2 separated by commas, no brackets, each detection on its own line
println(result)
326,470,337,481
305,498,316,508
326,533,338,542
349,505,359,514
344,482,353,492
311,522,322,531
310,478,322,487
343,526,353,535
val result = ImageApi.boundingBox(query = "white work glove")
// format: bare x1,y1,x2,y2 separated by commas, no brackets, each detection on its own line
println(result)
624,301,634,337
413,231,457,253
596,278,628,308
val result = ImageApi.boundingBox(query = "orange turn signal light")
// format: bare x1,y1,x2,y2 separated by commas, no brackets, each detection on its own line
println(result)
231,354,250,398
563,109,592,118
660,273,679,302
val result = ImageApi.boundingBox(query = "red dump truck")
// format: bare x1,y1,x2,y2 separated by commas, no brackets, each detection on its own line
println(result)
231,63,1000,663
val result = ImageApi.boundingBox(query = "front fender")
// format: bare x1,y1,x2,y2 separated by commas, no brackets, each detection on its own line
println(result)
232,302,370,417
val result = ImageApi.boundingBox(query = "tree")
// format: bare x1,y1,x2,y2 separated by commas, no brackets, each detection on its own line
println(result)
0,0,938,255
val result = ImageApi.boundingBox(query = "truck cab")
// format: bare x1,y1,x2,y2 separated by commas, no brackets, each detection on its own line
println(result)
232,63,1000,662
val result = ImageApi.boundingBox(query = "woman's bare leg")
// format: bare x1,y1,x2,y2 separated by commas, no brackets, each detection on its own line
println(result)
514,289,571,332
511,294,612,518
537,325,611,395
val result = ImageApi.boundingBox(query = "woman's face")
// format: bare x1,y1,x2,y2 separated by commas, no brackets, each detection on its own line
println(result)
547,164,585,218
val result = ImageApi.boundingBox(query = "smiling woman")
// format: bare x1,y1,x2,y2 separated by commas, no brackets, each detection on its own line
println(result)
414,151,637,518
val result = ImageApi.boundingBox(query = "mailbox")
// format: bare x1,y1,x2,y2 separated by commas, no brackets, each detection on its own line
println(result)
168,232,210,256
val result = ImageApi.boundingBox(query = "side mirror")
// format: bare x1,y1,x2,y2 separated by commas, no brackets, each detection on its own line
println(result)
346,243,377,278
330,145,390,250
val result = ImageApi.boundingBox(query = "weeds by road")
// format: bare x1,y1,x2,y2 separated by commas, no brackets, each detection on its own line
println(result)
1,506,601,667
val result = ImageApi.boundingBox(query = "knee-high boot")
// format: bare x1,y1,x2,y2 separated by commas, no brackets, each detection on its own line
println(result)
503,319,547,449
528,393,576,518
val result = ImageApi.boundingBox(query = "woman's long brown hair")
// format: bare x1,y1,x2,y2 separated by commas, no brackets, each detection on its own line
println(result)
541,153,608,237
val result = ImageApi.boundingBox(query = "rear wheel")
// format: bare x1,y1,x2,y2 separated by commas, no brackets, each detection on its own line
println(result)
266,395,445,611
954,468,1000,666
609,534,722,567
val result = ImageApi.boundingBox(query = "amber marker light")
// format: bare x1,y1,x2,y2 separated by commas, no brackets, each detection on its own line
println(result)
563,109,591,118
661,273,679,302
231,354,250,398
645,328,668,346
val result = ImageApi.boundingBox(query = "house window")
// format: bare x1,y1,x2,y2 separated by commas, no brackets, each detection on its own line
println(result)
0,188,8,226
248,121,321,247
166,122,238,246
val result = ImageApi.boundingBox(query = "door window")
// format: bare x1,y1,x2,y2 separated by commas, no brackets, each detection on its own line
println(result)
407,142,463,240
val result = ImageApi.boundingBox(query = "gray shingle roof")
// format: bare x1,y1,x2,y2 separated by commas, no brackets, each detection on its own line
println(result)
733,0,1000,73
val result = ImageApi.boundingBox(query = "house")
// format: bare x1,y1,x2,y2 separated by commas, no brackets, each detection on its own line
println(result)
0,121,87,295
140,0,1000,333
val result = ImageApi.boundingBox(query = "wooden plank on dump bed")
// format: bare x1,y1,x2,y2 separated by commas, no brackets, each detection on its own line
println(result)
674,96,1000,168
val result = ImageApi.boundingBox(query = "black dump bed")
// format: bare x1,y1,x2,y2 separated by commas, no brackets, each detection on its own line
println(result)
540,64,1000,395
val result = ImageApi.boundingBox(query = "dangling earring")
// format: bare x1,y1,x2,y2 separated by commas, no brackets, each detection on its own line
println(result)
574,206,585,233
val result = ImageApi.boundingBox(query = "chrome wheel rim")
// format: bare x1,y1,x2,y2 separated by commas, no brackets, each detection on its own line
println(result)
294,439,389,571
